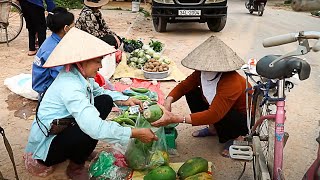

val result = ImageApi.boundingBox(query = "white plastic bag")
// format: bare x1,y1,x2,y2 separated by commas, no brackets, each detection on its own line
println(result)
4,73,38,100
98,53,116,80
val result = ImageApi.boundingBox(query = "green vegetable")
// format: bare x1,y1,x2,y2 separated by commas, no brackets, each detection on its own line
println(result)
121,122,135,128
143,104,163,123
149,39,163,53
153,53,161,60
178,157,208,180
129,62,137,68
144,166,176,180
123,38,143,50
132,95,150,101
131,87,150,93
128,114,138,121
112,117,135,126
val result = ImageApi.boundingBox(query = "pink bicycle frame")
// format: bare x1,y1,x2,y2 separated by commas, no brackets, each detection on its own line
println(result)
251,79,286,180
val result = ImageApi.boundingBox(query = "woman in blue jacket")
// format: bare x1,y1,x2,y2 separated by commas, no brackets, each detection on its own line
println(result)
32,7,74,96
25,28,158,180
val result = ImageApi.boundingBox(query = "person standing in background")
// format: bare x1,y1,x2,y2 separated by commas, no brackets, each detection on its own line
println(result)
19,0,55,56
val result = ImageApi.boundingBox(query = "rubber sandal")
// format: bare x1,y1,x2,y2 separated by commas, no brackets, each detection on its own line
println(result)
221,139,234,158
28,50,37,56
192,127,217,137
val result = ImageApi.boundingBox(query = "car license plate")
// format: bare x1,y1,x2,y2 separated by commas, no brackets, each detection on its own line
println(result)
178,10,201,16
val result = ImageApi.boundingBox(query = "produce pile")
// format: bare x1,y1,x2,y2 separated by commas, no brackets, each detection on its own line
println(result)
110,87,159,127
125,104,168,171
123,38,171,69
143,59,170,72
108,89,213,180
144,157,212,180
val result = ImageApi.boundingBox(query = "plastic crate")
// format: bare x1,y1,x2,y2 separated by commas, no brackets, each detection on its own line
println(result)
165,128,178,149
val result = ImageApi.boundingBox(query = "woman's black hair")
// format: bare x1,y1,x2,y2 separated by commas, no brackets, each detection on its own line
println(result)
46,7,74,33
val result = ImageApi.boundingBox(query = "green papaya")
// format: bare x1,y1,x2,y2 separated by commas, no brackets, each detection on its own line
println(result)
131,87,150,93
143,104,163,123
185,172,212,180
178,157,209,180
144,165,176,180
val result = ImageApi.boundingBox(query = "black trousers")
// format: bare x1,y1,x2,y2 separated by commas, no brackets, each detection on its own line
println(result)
40,95,113,166
100,34,122,49
19,0,46,51
186,87,248,143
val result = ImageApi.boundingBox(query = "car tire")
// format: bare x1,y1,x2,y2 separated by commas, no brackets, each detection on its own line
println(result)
207,16,227,32
153,16,167,32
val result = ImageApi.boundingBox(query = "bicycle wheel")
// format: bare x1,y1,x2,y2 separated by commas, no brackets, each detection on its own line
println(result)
251,85,275,179
0,2,23,43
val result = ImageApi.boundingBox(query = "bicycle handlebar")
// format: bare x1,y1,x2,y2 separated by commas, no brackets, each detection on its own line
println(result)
263,31,320,52
263,33,297,47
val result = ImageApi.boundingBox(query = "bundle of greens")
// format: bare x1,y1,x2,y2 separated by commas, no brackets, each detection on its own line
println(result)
149,39,163,53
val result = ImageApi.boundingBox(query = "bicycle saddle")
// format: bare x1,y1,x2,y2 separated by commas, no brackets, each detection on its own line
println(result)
256,55,311,80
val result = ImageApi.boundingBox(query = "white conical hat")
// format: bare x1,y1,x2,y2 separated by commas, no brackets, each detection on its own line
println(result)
84,0,109,7
181,36,245,72
43,28,116,68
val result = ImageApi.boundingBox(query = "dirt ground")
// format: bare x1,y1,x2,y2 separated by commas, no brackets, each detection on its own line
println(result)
1,0,320,179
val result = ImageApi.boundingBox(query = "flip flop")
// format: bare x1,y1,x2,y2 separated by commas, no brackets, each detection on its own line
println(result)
192,127,217,137
28,50,37,56
221,139,234,158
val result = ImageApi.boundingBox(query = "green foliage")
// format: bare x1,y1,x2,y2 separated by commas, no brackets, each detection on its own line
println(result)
139,7,151,17
54,0,83,9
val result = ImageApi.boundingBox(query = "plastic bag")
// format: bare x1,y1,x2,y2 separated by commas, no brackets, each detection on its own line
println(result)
98,54,116,80
89,151,131,180
4,74,38,100
125,114,169,170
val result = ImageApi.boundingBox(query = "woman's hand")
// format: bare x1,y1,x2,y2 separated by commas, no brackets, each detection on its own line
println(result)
151,105,178,127
131,128,158,143
115,97,143,108
164,96,174,112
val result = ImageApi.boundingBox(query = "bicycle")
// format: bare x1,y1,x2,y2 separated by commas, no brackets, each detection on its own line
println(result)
0,0,23,46
229,31,320,180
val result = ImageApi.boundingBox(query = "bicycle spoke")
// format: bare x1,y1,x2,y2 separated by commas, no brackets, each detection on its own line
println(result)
0,2,23,43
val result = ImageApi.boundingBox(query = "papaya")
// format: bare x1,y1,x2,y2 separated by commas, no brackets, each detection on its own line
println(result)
143,104,163,123
144,165,176,180
131,87,150,93
178,157,209,180
185,172,212,180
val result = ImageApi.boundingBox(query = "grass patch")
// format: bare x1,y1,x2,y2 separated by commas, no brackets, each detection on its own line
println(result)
55,0,83,9
139,7,151,17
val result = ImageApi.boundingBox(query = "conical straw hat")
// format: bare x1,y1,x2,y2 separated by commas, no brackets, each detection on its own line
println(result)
84,0,109,8
181,36,245,72
43,28,116,68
